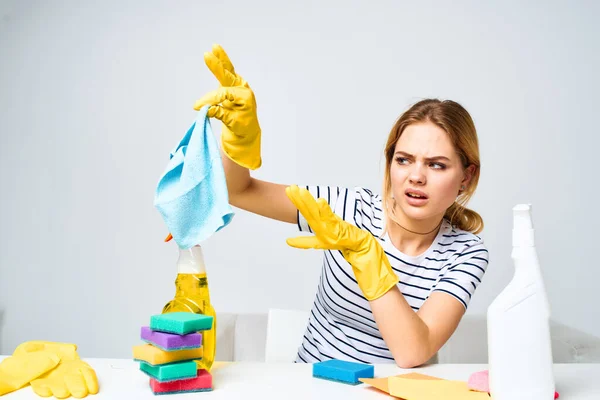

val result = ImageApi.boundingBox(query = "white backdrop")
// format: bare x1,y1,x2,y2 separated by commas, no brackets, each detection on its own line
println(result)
1,0,599,358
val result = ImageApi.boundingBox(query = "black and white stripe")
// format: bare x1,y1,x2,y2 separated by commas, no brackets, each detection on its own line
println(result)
295,185,489,363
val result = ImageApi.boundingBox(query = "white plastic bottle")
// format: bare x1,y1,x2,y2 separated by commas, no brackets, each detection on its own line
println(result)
487,204,555,400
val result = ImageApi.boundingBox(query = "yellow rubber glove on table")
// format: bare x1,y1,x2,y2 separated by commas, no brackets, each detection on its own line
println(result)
0,351,60,396
1,341,98,399
30,358,98,399
12,342,79,362
285,185,399,301
193,44,262,170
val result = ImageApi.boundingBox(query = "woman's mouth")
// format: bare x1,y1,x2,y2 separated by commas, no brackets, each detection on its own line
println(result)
405,189,429,206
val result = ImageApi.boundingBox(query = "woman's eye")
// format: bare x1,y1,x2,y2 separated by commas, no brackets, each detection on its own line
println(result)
395,157,409,165
430,162,446,170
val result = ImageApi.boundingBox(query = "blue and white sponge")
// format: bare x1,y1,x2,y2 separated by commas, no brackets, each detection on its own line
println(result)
312,359,374,385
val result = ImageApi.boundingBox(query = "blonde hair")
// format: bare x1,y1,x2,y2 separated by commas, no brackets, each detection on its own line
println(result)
382,99,483,234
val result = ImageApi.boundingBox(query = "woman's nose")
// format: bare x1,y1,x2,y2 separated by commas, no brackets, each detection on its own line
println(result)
409,164,426,185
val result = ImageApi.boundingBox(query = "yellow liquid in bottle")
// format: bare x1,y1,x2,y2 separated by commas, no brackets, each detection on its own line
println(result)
162,273,216,372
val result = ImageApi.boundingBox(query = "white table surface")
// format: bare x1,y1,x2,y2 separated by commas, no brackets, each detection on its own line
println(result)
1,358,599,399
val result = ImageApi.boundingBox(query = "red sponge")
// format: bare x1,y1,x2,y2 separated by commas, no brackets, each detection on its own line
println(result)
149,369,212,395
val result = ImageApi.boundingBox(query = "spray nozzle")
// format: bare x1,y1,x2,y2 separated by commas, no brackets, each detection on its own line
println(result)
177,245,207,273
512,204,535,247
513,204,533,230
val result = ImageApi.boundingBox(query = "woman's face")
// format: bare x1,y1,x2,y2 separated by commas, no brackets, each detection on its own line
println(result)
390,122,474,222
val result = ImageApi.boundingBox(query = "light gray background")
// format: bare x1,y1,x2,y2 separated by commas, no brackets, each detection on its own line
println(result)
1,0,598,358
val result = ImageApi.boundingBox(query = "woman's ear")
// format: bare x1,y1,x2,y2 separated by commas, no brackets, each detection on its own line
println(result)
462,164,477,188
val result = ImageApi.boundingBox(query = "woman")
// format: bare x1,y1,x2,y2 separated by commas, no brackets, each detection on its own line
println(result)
194,45,489,368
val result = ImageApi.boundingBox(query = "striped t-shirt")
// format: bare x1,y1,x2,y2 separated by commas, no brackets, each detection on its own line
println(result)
294,185,489,364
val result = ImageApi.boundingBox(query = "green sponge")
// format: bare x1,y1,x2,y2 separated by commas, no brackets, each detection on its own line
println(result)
139,360,197,382
150,312,213,335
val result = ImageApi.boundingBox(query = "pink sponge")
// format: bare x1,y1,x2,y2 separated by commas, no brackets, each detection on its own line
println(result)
468,370,559,399
149,369,212,395
467,370,490,392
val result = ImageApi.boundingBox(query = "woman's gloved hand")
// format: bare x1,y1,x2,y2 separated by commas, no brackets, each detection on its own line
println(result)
163,44,261,243
285,185,399,301
194,44,262,170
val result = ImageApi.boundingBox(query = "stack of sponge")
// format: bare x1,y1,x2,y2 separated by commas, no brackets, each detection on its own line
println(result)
132,312,214,395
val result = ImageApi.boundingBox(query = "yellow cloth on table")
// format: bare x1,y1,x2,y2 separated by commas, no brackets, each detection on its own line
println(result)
388,377,490,400
361,372,489,400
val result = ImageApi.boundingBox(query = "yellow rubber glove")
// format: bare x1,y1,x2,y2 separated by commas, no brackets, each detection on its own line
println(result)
30,359,98,399
13,342,79,362
13,341,98,399
0,351,60,396
285,185,399,301
193,44,262,170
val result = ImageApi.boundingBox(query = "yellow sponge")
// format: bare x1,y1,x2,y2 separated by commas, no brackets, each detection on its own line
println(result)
132,344,203,366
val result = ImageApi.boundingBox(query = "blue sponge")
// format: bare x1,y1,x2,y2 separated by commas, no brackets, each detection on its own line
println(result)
312,359,374,385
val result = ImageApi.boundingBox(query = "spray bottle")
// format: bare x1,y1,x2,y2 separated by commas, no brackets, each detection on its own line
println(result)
162,245,217,372
487,204,554,399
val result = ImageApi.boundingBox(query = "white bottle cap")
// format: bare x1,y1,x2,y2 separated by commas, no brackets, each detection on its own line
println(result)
177,245,207,273
512,204,535,247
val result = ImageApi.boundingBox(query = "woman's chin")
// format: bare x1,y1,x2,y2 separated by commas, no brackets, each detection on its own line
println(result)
397,203,438,221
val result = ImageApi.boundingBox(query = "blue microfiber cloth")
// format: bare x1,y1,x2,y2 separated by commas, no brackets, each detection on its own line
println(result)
312,359,374,385
154,106,234,249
